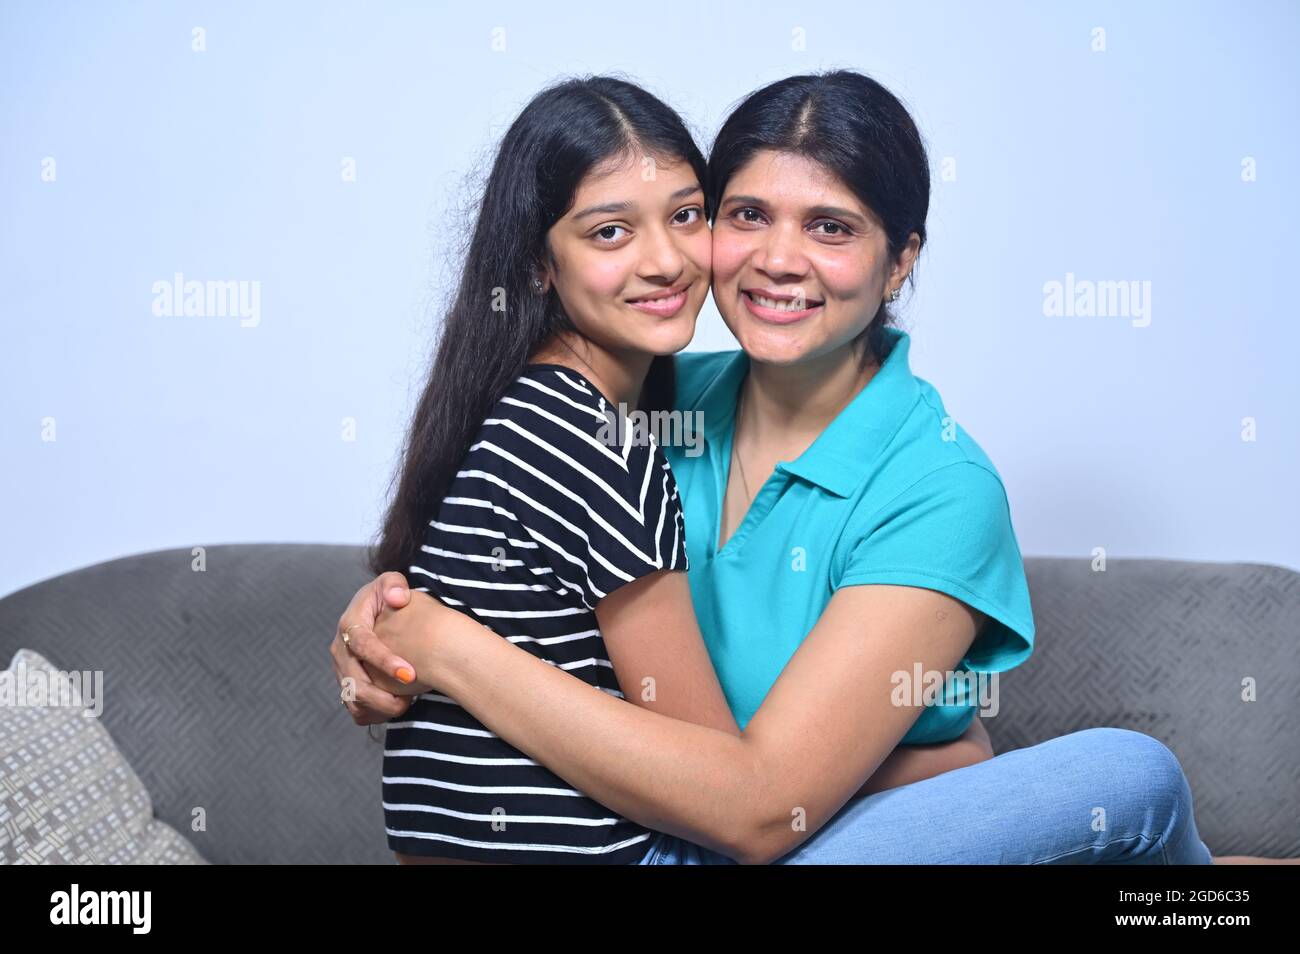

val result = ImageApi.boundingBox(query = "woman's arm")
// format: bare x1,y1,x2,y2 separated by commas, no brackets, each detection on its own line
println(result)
372,583,984,864
598,567,994,786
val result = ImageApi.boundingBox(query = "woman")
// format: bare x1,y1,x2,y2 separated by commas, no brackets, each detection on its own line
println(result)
349,74,991,865
333,70,1215,864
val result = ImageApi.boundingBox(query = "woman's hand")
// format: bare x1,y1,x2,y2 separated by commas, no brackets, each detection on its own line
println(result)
330,571,419,726
854,714,995,797
964,714,994,757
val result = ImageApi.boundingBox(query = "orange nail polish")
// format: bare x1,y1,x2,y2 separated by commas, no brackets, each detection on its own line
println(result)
396,667,415,684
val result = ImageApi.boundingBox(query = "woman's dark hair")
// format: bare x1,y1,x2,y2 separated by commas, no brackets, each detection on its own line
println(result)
368,76,708,582
707,69,930,367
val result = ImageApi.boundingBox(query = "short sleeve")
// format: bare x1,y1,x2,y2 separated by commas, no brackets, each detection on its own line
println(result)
834,462,1035,677
565,433,690,609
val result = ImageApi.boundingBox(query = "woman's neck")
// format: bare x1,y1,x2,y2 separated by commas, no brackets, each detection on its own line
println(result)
741,341,880,450
530,331,652,410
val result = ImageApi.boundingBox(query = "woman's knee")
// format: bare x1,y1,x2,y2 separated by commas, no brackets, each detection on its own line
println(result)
1077,726,1184,775
1070,726,1194,821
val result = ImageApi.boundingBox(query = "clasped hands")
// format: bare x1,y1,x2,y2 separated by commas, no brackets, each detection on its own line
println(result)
329,571,453,724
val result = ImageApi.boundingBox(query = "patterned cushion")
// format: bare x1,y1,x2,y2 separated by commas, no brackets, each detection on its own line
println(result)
0,648,207,864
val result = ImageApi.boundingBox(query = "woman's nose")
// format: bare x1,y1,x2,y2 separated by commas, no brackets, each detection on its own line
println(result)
753,223,808,280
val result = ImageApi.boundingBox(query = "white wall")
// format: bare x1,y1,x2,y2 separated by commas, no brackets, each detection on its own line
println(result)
3,0,1296,596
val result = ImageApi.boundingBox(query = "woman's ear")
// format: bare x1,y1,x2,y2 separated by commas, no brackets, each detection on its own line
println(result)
888,232,922,294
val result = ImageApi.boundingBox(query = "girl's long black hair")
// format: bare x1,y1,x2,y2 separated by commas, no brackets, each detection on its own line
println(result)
706,69,931,367
368,76,708,581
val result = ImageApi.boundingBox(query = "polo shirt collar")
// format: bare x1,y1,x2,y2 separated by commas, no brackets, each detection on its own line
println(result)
696,327,920,498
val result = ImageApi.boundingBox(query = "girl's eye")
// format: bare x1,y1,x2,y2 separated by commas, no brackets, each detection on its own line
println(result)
593,224,629,243
811,220,852,237
673,206,703,225
732,207,765,225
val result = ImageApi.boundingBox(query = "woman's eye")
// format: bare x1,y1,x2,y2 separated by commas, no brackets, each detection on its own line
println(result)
811,220,851,237
593,224,629,243
733,207,765,225
673,207,702,225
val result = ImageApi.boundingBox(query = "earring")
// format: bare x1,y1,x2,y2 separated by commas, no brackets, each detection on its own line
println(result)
887,286,900,303
532,277,545,293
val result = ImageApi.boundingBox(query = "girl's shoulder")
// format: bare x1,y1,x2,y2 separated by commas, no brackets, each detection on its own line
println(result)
510,363,614,421
489,365,689,583
497,364,624,451
491,364,674,498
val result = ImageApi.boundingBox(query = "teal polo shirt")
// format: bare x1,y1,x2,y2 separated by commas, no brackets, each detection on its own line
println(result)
664,327,1035,744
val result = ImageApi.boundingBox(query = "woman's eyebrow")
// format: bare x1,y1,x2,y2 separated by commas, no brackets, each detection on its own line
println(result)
721,194,868,227
807,205,868,226
573,184,702,221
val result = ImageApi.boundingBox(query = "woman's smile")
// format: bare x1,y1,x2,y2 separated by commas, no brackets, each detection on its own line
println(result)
741,286,825,324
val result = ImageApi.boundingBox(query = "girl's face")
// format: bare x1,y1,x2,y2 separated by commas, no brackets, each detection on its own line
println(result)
711,148,918,367
542,151,711,359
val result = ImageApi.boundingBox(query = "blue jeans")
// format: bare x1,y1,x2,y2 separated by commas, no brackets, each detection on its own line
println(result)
637,727,1214,864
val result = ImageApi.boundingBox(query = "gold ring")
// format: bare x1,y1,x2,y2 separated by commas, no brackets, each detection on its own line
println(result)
342,623,362,651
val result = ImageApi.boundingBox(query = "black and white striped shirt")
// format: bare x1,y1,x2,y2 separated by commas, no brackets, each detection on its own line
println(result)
383,363,688,864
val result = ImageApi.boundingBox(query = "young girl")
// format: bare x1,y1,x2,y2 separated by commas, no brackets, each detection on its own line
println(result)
354,75,994,865
338,71,1216,865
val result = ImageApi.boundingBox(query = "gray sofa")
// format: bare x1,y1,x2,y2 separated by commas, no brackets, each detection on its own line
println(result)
1,544,1296,863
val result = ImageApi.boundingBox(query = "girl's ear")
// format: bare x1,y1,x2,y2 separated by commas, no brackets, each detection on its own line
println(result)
531,265,551,295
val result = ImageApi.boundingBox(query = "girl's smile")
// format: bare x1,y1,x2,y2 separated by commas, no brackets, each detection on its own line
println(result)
626,280,695,317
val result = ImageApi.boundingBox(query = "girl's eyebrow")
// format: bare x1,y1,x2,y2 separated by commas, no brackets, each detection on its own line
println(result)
573,184,702,220
574,201,633,219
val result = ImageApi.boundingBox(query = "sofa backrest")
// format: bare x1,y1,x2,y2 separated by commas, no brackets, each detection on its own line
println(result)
1,545,1295,862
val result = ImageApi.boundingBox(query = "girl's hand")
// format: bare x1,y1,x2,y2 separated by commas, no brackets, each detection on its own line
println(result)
370,590,457,696
330,572,419,725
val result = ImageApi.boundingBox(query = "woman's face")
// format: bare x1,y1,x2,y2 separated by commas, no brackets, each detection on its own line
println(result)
711,148,918,367
542,151,711,358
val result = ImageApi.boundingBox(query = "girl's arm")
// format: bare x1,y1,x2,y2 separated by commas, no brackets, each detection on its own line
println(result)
372,582,986,864
592,568,741,735
358,568,990,795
